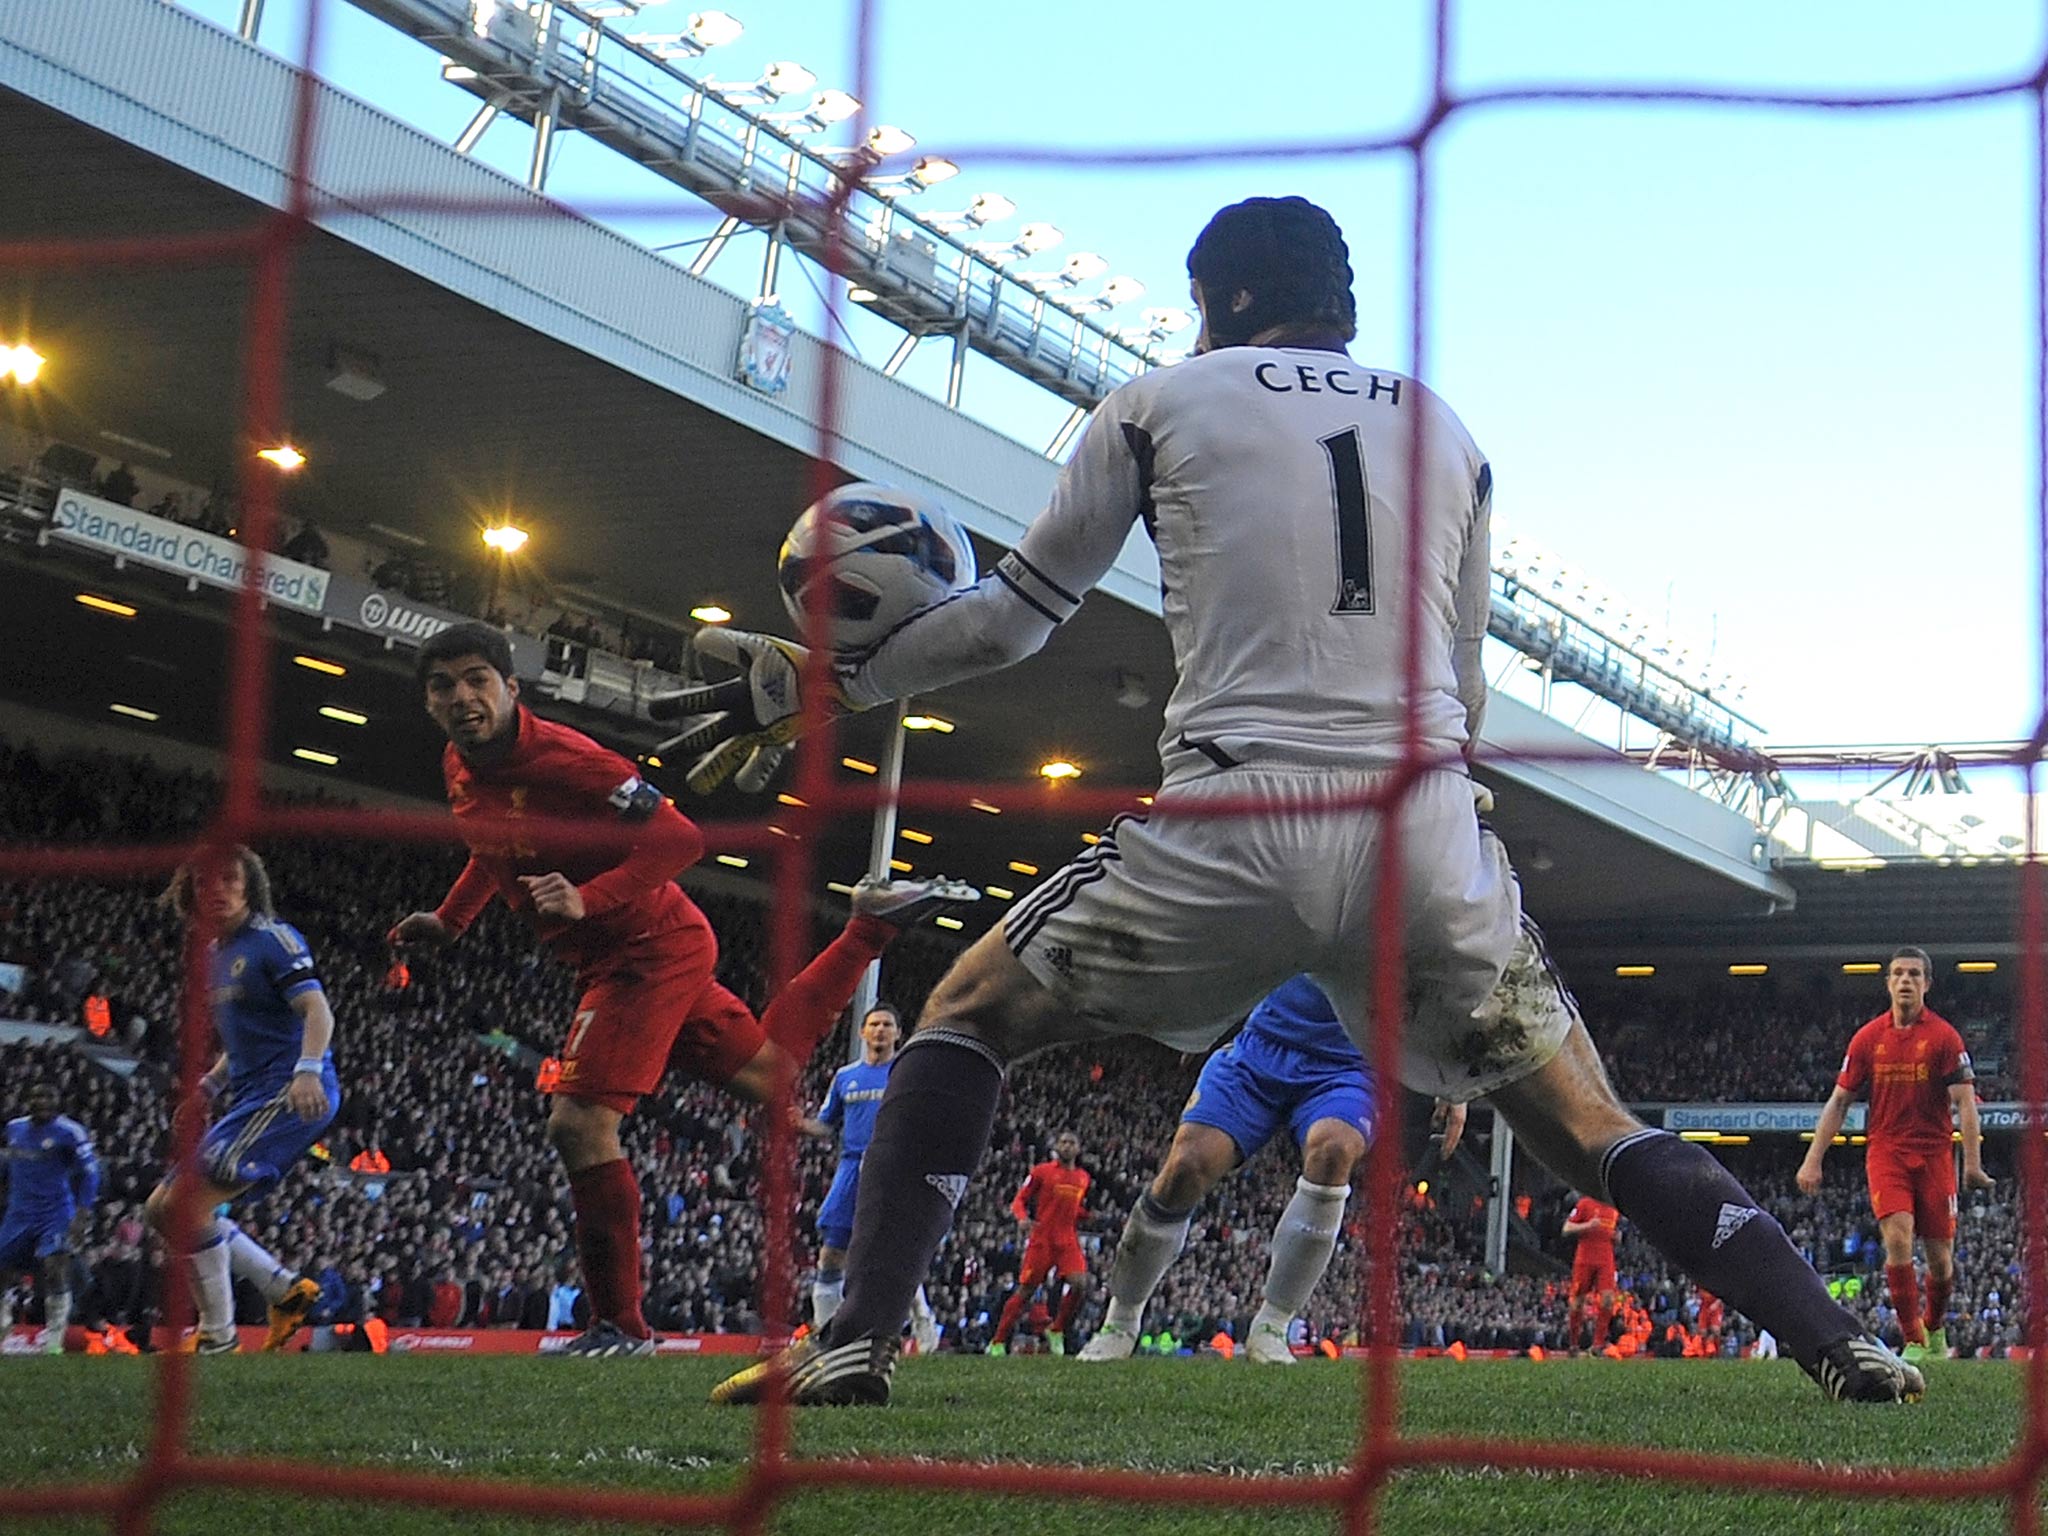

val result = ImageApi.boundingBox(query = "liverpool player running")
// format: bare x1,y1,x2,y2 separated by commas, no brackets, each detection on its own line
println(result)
392,623,973,1357
988,1131,1091,1355
0,1082,100,1352
1799,946,1991,1361
1562,1192,1621,1354
804,1003,940,1351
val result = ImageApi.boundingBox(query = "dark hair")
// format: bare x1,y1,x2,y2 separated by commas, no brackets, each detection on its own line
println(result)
1889,946,1933,978
863,1001,903,1027
417,622,515,688
1186,196,1358,349
162,845,275,921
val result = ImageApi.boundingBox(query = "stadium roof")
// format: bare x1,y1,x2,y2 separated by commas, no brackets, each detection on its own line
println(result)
0,11,1917,950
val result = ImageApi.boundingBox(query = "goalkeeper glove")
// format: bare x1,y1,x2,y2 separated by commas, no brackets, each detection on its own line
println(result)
647,628,854,794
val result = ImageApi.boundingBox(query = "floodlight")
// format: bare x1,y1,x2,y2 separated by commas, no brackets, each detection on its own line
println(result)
709,60,815,102
256,444,306,471
930,192,1015,230
687,10,743,47
2,343,45,384
972,221,1064,261
871,155,959,198
627,10,741,58
808,89,861,125
481,524,529,553
1019,250,1106,290
865,124,916,158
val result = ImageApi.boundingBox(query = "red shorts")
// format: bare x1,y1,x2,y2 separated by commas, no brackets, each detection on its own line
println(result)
1866,1145,1957,1241
556,927,764,1113
1570,1257,1616,1301
1019,1233,1087,1287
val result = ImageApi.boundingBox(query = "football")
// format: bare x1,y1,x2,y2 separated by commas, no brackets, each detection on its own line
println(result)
776,482,978,650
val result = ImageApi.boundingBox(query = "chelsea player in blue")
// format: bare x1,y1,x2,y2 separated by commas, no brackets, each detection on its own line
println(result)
1079,976,1376,1365
0,1081,100,1352
803,1003,940,1351
144,847,337,1354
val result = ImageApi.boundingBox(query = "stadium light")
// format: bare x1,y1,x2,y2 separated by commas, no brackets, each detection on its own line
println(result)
900,828,934,844
1841,962,1881,974
1020,251,1109,290
690,603,732,624
1069,275,1146,313
1613,965,1655,978
984,886,1014,900
75,593,138,618
1008,860,1039,875
776,792,806,806
972,222,1063,260
2,343,44,385
293,654,346,677
716,853,750,868
318,706,369,726
889,858,913,873
1038,759,1082,781
934,915,965,930
873,156,960,197
865,124,916,158
706,60,817,103
930,192,1016,231
902,713,954,732
1116,306,1193,347
481,524,529,553
825,881,858,896
1957,961,1999,973
292,747,340,767
109,703,159,722
626,11,744,59
970,799,1002,814
841,756,878,774
256,443,306,471
1727,964,1768,977
766,89,862,133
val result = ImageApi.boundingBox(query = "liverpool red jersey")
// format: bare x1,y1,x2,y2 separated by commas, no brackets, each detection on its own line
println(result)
1836,1008,1972,1156
1568,1197,1619,1267
1012,1160,1091,1239
433,706,708,972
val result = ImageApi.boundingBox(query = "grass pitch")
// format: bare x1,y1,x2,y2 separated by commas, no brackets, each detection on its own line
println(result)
0,1354,2030,1536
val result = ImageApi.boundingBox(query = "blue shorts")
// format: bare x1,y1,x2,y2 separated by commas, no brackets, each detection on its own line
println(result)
818,1156,861,1252
1181,1032,1374,1163
195,1074,341,1198
0,1213,71,1273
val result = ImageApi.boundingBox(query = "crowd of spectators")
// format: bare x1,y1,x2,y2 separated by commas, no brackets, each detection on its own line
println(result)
0,736,2031,1361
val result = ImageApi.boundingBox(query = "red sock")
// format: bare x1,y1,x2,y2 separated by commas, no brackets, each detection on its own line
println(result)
1052,1283,1082,1336
1885,1263,1923,1345
993,1288,1028,1345
569,1158,648,1338
760,916,894,1062
1924,1270,1953,1335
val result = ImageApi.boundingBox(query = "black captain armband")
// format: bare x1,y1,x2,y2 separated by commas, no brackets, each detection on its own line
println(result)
993,551,1082,626
607,775,665,822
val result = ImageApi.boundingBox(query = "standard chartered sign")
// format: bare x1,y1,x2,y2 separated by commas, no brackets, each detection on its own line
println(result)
50,489,330,614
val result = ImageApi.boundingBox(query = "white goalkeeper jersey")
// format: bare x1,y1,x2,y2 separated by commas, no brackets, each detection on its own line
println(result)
842,346,1494,784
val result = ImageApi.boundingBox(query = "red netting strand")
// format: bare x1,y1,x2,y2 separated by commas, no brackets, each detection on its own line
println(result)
0,0,2042,1530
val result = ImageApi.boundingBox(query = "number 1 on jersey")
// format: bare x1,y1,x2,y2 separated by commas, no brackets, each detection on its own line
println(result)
1321,427,1374,614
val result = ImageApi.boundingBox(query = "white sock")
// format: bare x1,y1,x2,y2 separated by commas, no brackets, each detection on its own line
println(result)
1258,1177,1349,1322
812,1271,844,1329
1102,1194,1193,1332
225,1221,295,1305
910,1286,934,1323
188,1220,235,1335
42,1290,71,1350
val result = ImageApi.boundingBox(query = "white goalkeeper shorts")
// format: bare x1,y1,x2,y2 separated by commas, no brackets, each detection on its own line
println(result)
1002,766,1576,1102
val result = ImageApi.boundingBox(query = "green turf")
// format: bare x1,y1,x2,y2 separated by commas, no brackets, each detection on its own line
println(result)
0,1355,2031,1535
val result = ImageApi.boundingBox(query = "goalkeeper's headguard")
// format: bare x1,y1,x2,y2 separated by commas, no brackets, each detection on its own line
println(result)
1186,196,1357,350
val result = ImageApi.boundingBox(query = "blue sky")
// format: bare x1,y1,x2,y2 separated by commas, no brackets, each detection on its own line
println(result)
180,0,2044,750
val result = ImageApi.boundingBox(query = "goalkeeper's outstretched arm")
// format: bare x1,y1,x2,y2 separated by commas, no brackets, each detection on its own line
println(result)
840,405,1142,709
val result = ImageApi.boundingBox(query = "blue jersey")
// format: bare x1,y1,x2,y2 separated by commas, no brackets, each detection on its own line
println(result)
1242,975,1362,1064
818,1058,893,1159
2,1115,100,1225
213,915,326,1097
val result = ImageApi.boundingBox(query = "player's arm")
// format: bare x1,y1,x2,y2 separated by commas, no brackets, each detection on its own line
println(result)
839,403,1145,710
65,1128,101,1242
803,1073,847,1140
1452,460,1493,758
286,989,334,1123
523,771,704,923
1010,1171,1038,1229
1797,1085,1857,1192
1953,1082,1992,1189
393,857,497,949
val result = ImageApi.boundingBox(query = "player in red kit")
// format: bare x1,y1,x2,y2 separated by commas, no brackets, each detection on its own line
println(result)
1562,1194,1620,1354
1799,946,1991,1363
989,1131,1090,1355
390,624,976,1357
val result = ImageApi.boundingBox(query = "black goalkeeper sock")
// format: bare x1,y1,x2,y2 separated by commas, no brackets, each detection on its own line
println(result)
824,1030,1004,1347
1602,1129,1860,1367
